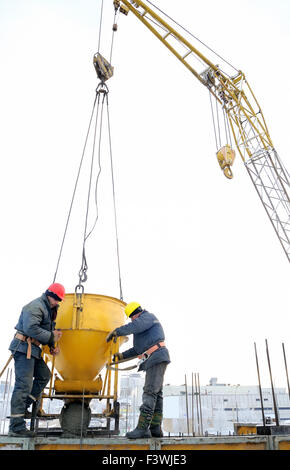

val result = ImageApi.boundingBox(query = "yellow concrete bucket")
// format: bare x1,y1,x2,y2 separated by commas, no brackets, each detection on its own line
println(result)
42,293,127,435
44,293,127,394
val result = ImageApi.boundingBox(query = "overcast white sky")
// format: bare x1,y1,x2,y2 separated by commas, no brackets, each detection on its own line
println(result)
0,0,290,390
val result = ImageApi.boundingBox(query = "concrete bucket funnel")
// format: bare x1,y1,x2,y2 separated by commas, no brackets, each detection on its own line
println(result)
44,293,127,394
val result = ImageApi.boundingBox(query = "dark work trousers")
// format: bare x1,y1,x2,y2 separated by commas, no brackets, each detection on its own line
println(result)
140,362,167,419
9,351,51,432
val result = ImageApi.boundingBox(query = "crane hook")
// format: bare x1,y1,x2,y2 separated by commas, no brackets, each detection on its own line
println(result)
216,145,235,179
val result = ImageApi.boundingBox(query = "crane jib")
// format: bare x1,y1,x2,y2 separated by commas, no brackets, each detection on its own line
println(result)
115,0,290,262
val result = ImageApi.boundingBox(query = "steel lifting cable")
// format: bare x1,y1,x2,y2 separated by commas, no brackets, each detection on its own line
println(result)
54,2,123,299
209,91,219,152
52,93,99,284
78,82,124,298
215,92,222,149
79,84,124,300
222,107,230,146
97,0,104,54
110,7,120,63
224,108,233,148
106,91,123,300
78,88,103,287
80,3,123,298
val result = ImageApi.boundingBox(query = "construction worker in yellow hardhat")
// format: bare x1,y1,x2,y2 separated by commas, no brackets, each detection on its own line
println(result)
106,301,170,439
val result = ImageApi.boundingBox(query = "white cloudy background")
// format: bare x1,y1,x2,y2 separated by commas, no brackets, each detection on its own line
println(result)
0,0,289,389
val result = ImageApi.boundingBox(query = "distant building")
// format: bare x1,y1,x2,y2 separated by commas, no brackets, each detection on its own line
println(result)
117,374,290,435
163,377,290,435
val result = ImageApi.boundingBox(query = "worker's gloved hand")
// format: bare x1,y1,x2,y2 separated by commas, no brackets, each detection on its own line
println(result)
106,329,118,343
53,329,62,341
50,346,60,356
113,352,123,362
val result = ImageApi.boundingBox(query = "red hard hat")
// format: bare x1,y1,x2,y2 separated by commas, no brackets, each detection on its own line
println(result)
47,283,65,301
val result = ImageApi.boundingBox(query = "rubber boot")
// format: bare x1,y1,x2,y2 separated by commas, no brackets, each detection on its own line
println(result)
126,411,152,439
150,412,163,437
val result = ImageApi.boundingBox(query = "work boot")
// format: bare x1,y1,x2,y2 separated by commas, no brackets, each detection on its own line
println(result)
8,428,36,438
150,412,163,437
126,411,152,439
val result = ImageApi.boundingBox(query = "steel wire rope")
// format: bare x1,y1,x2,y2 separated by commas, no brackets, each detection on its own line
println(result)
215,91,222,148
82,92,104,241
54,2,124,292
110,9,120,63
146,0,239,74
78,89,103,285
209,91,219,152
97,0,104,53
105,93,123,300
85,4,119,244
222,107,230,145
225,109,233,148
52,93,99,283
92,5,123,299
53,0,106,284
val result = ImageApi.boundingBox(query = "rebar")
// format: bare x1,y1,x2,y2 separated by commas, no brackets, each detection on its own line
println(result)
254,342,265,426
197,373,203,436
282,343,290,401
191,373,195,436
194,373,200,435
184,374,190,435
265,339,280,426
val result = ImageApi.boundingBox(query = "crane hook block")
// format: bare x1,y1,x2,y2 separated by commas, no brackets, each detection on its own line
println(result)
93,53,114,82
216,145,236,179
113,0,129,15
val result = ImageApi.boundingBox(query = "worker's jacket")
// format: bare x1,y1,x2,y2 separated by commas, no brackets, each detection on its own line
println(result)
115,310,170,371
9,293,57,359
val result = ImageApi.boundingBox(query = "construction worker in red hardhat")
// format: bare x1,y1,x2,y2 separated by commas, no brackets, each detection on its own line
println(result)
8,283,65,437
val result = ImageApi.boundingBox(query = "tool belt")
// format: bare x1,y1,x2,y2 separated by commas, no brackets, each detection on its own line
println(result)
15,333,41,359
138,341,165,360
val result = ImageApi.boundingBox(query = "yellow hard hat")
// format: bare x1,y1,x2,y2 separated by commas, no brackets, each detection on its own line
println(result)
125,302,142,318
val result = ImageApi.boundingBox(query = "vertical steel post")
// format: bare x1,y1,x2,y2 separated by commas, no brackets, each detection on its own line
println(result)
184,374,190,435
265,339,280,426
195,373,200,435
80,387,85,445
282,343,290,400
254,342,265,426
197,373,203,436
191,373,195,436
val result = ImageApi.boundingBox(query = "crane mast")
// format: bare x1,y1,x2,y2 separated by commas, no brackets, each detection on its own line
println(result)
115,0,290,262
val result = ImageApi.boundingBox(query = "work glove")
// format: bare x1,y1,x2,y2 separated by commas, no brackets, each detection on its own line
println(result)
50,346,60,356
53,329,62,342
106,329,118,343
113,352,123,362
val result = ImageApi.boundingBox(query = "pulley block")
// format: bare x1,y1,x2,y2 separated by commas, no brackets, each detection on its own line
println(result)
93,53,114,82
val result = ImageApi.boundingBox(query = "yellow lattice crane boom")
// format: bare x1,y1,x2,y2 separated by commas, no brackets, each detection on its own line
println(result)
113,0,290,262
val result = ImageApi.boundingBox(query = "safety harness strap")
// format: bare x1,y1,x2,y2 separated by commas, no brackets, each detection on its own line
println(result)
15,333,41,359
